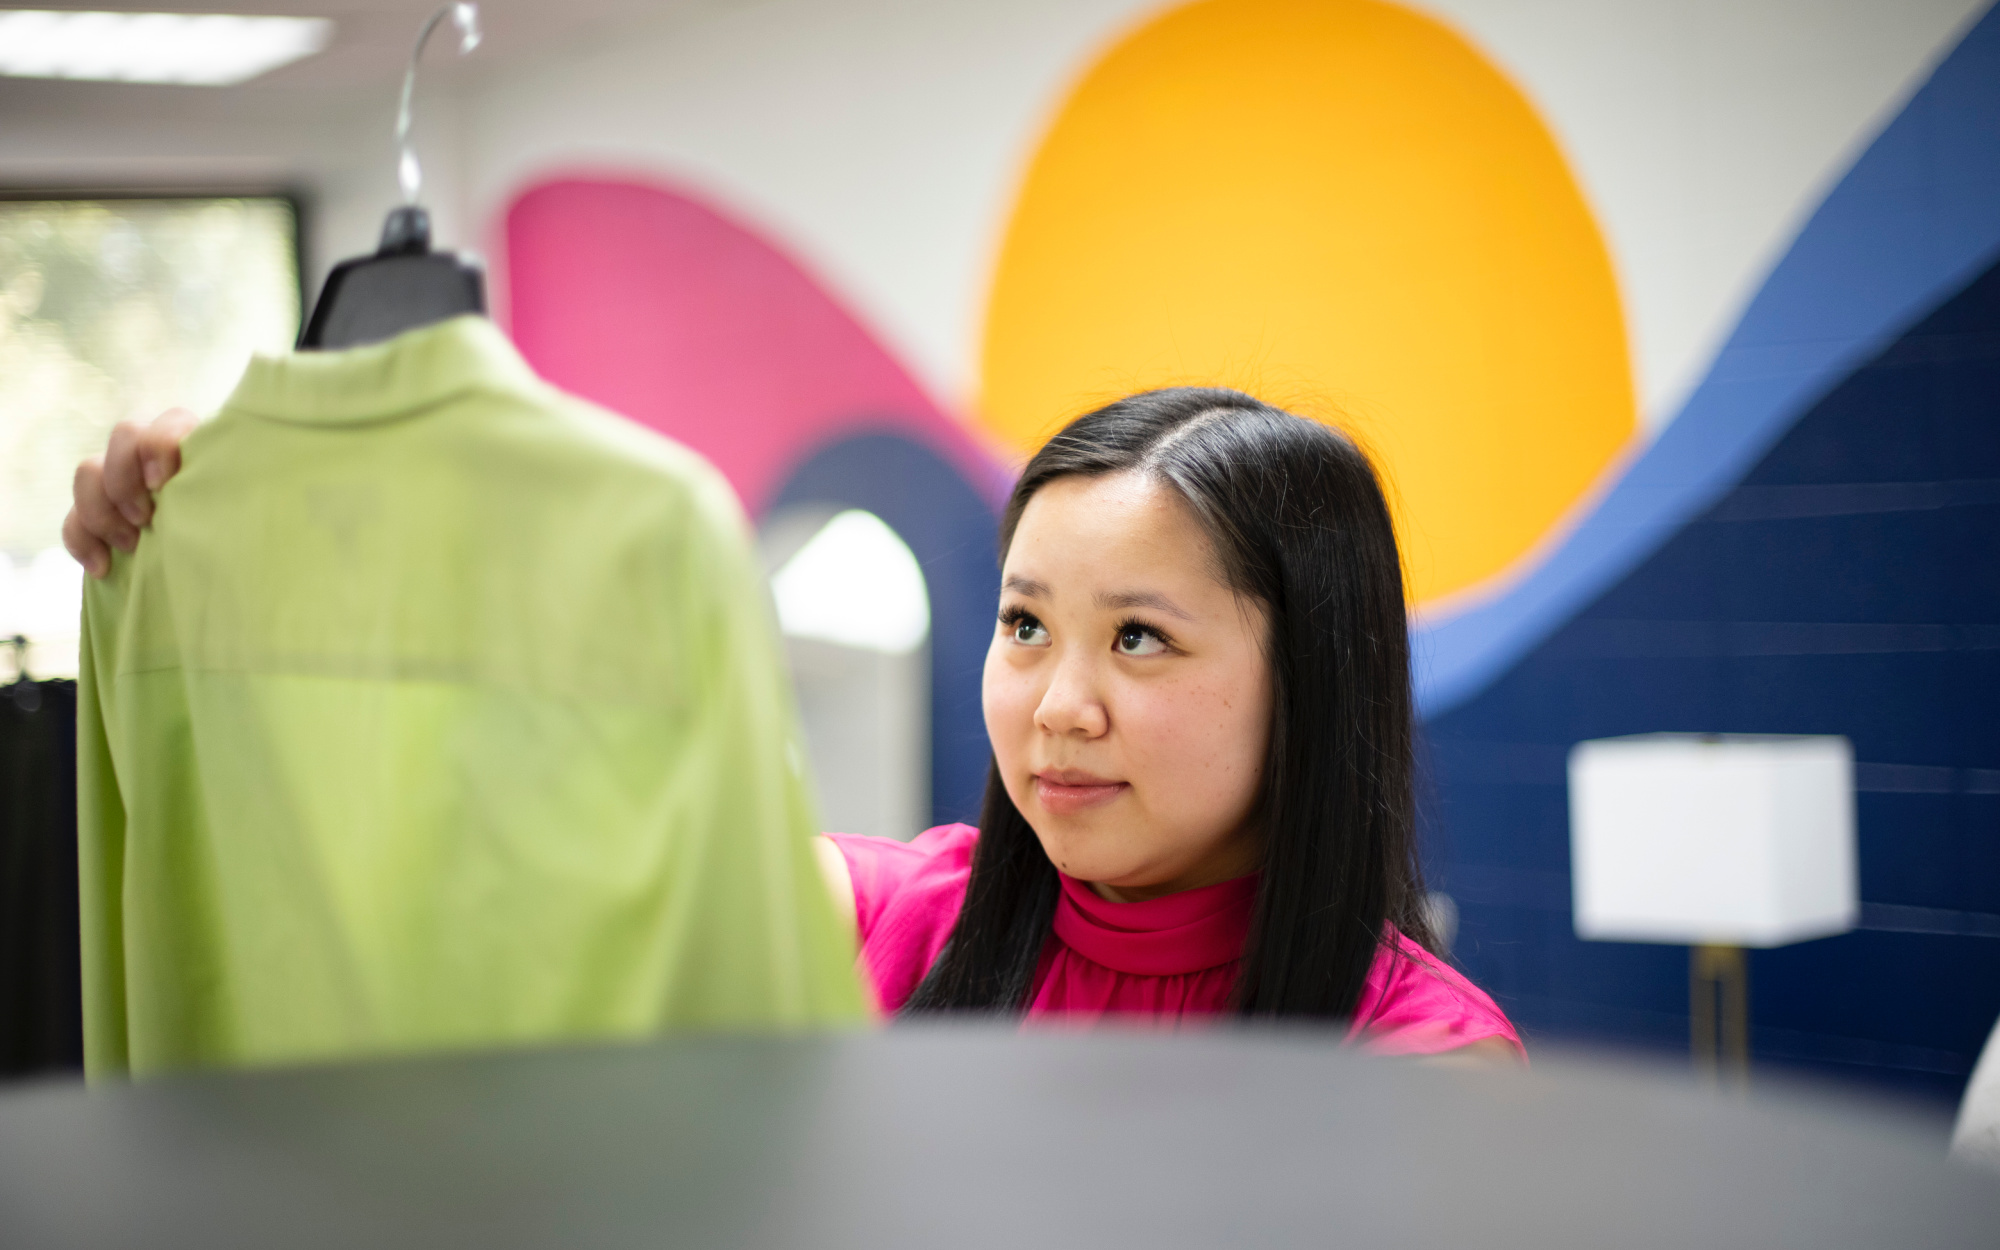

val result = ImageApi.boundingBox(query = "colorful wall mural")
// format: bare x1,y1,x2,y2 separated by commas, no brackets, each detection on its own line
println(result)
497,0,2000,1101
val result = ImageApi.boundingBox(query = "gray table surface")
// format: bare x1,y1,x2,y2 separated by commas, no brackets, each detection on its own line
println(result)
1,1024,1995,1248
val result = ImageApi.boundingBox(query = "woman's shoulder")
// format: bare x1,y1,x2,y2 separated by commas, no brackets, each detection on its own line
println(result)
824,824,978,1013
1351,930,1526,1061
824,824,978,932
826,822,980,868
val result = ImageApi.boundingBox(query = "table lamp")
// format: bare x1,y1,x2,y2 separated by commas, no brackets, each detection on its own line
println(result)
1568,734,1857,1085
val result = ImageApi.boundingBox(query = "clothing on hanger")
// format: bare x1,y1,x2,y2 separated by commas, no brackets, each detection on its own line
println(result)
0,664,84,1077
77,316,865,1076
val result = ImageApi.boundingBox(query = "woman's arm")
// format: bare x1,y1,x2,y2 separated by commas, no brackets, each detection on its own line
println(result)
814,834,858,934
62,408,196,577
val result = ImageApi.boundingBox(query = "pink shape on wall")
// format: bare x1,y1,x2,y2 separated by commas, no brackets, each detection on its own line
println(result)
504,176,1009,515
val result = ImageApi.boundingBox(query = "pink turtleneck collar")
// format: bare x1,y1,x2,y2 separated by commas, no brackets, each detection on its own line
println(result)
1050,870,1257,977
1025,870,1258,1021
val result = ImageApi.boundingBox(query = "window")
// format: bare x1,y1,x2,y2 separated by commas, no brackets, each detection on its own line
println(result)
0,195,300,678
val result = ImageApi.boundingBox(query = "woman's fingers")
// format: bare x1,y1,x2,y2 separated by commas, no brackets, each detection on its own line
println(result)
61,503,110,580
65,456,136,577
101,420,153,528
77,455,141,552
72,408,195,577
142,408,197,491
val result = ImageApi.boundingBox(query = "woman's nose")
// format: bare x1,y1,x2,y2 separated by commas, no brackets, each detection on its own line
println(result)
1034,653,1109,738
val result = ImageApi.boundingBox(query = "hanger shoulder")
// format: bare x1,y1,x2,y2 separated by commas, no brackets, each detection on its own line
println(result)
297,205,486,351
299,252,484,350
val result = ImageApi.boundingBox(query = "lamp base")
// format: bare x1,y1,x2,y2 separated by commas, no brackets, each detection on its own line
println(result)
1691,944,1749,1090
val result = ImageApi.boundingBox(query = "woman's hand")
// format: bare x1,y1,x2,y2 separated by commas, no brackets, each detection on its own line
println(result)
1420,1036,1527,1068
62,408,197,578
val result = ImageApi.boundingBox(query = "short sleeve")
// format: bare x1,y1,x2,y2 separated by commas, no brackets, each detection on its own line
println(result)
1349,932,1526,1061
826,824,979,1014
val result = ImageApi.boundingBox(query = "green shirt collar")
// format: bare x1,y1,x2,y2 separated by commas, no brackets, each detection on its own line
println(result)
224,315,543,425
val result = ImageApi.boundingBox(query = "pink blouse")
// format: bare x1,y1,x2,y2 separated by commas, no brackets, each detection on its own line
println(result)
829,824,1524,1059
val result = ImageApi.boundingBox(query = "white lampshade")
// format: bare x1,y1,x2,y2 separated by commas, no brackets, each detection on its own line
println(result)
1569,734,1857,947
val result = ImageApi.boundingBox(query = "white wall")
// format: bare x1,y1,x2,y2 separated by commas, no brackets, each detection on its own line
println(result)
785,636,930,841
456,0,1154,417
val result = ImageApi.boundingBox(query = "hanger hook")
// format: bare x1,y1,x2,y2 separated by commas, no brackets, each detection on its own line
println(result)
396,2,481,206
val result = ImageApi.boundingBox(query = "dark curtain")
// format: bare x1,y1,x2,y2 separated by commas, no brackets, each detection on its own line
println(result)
0,677,83,1077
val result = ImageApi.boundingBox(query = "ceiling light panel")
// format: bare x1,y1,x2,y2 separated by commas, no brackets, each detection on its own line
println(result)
0,10,333,86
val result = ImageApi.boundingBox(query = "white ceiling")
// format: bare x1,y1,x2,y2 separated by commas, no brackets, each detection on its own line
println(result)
0,0,748,223
0,0,736,121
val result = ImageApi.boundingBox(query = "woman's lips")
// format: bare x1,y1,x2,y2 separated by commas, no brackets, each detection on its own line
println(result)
1033,772,1129,815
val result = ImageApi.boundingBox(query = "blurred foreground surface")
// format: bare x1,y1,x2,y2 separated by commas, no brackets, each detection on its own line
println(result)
1,1026,1994,1248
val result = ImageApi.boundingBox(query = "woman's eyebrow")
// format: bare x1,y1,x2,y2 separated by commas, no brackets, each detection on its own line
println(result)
1095,589,1193,621
1002,575,1050,598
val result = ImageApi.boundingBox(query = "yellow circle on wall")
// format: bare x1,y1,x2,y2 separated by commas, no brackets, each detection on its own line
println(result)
977,0,1635,607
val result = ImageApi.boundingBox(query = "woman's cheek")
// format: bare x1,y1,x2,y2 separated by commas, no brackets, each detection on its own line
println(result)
982,644,1038,769
1198,673,1272,830
984,676,1044,820
1126,679,1257,816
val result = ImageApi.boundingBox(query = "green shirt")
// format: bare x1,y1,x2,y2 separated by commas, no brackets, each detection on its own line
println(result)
78,316,865,1076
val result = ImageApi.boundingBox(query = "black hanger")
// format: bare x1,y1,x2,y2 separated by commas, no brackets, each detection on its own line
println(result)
298,4,485,351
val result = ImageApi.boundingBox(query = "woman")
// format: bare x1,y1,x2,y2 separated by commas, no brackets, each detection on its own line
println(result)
69,389,1521,1061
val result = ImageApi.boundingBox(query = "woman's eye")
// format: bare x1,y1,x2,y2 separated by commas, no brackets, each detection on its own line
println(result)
1009,616,1050,646
1115,625,1167,657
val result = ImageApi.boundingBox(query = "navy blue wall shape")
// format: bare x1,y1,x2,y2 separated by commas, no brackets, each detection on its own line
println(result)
1425,255,2000,1106
767,430,1003,827
1419,3,2000,714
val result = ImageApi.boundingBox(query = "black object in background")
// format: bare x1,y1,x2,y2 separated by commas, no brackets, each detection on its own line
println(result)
0,672,83,1077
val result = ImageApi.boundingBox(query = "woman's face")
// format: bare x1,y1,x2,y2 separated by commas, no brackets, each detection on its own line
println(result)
983,471,1273,902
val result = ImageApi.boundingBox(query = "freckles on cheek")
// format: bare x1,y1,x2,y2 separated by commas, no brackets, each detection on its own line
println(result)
1139,681,1253,785
1127,689,1206,778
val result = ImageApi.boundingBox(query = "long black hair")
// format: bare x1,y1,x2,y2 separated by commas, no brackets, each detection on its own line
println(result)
904,386,1431,1021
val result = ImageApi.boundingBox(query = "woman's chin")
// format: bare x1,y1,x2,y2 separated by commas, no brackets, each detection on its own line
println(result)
1026,815,1153,885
